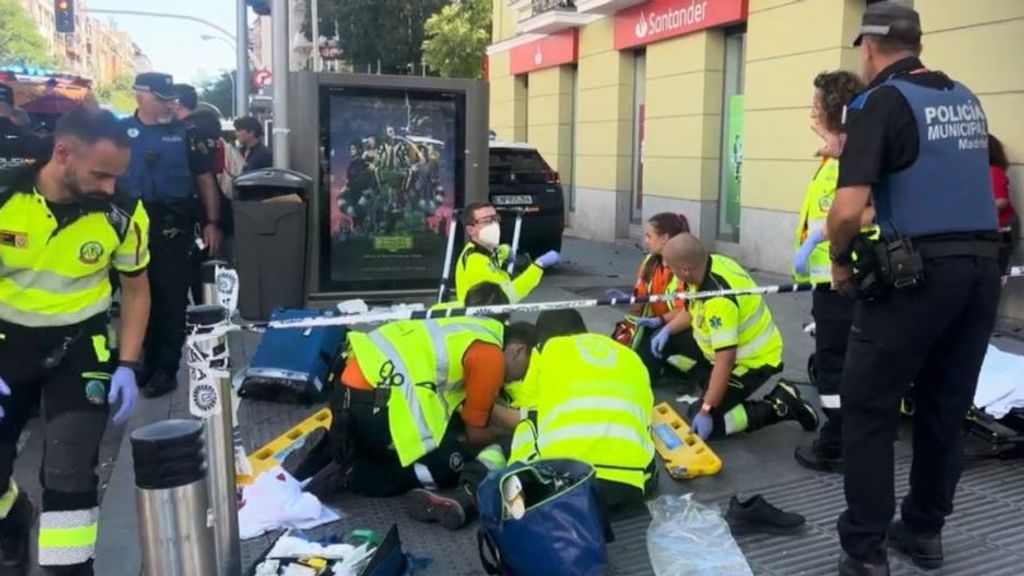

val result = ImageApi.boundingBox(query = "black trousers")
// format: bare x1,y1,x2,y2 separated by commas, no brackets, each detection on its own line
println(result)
635,327,704,384
0,318,111,574
144,205,195,380
339,388,469,498
811,290,855,451
838,255,1001,561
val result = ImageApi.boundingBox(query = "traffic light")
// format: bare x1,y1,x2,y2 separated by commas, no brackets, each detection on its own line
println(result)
55,0,75,34
247,0,271,16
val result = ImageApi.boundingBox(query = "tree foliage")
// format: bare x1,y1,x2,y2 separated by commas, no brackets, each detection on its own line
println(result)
422,0,491,79
94,73,135,114
0,0,53,67
313,0,448,74
198,72,235,119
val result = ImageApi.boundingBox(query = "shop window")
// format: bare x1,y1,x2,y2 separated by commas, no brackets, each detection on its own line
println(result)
630,49,646,224
569,64,579,213
716,27,745,243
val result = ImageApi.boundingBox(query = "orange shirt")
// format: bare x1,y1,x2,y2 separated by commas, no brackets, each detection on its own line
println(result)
341,341,505,429
633,257,682,318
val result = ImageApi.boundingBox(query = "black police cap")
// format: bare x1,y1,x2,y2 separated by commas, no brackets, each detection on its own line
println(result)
174,84,199,110
854,1,922,47
133,72,178,101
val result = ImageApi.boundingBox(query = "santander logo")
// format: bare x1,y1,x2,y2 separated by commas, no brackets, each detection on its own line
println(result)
635,10,649,39
534,46,543,66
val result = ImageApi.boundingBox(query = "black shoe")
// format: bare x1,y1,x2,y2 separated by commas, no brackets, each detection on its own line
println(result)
838,553,890,576
0,492,35,568
725,495,805,535
404,488,469,531
794,440,843,473
141,372,177,398
768,381,820,432
303,460,351,500
888,520,943,569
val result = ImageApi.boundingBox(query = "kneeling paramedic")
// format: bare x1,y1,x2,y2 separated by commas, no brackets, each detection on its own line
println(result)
0,110,148,574
306,284,522,498
659,234,819,440
404,310,656,530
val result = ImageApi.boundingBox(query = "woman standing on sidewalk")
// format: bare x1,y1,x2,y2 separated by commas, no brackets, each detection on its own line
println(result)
989,134,1017,277
792,70,865,473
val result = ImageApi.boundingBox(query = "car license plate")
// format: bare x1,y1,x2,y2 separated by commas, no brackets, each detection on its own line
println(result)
494,195,533,206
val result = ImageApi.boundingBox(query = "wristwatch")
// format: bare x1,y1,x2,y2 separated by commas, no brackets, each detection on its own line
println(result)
118,360,143,371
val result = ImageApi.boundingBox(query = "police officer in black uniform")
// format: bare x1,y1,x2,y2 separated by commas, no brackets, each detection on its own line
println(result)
0,84,51,186
827,4,1002,575
118,73,222,397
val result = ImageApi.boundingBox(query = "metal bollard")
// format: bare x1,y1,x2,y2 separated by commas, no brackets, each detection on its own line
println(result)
186,304,241,576
200,260,228,306
132,419,216,576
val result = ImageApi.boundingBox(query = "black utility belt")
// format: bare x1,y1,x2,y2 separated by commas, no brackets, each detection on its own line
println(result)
848,233,999,299
344,385,390,410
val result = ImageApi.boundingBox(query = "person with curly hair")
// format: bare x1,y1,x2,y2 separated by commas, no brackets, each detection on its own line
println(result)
793,70,866,473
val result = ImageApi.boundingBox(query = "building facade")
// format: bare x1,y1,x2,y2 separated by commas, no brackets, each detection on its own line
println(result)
487,0,1024,318
18,0,142,83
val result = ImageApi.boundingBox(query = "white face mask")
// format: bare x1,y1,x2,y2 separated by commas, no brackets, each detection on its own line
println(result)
478,222,501,248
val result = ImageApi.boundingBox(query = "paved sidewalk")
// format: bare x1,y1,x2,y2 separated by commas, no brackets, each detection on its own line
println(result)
48,236,1023,575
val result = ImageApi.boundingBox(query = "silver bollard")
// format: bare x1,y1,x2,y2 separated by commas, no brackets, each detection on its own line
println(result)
132,419,216,576
200,260,228,306
186,304,241,576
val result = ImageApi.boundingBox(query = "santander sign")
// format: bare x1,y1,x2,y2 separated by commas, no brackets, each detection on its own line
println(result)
615,0,748,50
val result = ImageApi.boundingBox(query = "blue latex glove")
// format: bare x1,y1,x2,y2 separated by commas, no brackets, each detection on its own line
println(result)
651,326,672,358
794,228,826,277
535,250,561,269
691,411,714,440
0,377,9,422
108,366,138,426
605,288,631,301
635,316,664,329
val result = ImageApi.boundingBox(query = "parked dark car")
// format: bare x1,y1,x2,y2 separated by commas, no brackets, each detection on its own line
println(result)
488,140,565,257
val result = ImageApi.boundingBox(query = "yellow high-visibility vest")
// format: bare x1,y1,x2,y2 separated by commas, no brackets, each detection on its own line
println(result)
453,243,542,303
689,254,783,372
0,188,149,327
794,157,839,284
347,317,504,466
509,334,654,491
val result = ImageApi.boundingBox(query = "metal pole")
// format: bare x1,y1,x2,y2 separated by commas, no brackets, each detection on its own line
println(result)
236,0,250,117
271,0,290,168
436,216,459,304
311,0,321,72
186,305,240,576
506,209,524,275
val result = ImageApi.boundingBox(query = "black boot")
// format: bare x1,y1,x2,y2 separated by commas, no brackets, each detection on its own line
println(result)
888,520,943,570
404,484,475,531
0,492,35,568
838,553,890,576
795,408,843,472
766,381,819,431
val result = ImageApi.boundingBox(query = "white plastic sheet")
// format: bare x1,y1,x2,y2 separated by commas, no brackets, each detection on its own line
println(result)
647,494,753,576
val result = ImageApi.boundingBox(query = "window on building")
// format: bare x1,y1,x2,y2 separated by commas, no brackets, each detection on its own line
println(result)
631,49,646,225
716,27,745,243
518,74,529,142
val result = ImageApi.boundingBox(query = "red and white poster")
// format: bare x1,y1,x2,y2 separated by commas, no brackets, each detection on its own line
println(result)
509,30,579,75
614,0,748,51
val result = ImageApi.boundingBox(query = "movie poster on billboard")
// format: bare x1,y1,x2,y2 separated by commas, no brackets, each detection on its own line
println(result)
325,88,462,291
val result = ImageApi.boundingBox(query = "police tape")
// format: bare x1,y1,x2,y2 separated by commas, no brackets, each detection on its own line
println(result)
256,265,1024,331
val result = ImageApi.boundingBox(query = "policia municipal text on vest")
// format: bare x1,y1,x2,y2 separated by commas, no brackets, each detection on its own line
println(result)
0,109,149,574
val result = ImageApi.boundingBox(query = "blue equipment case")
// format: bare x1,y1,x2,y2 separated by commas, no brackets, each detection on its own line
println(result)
240,308,346,404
